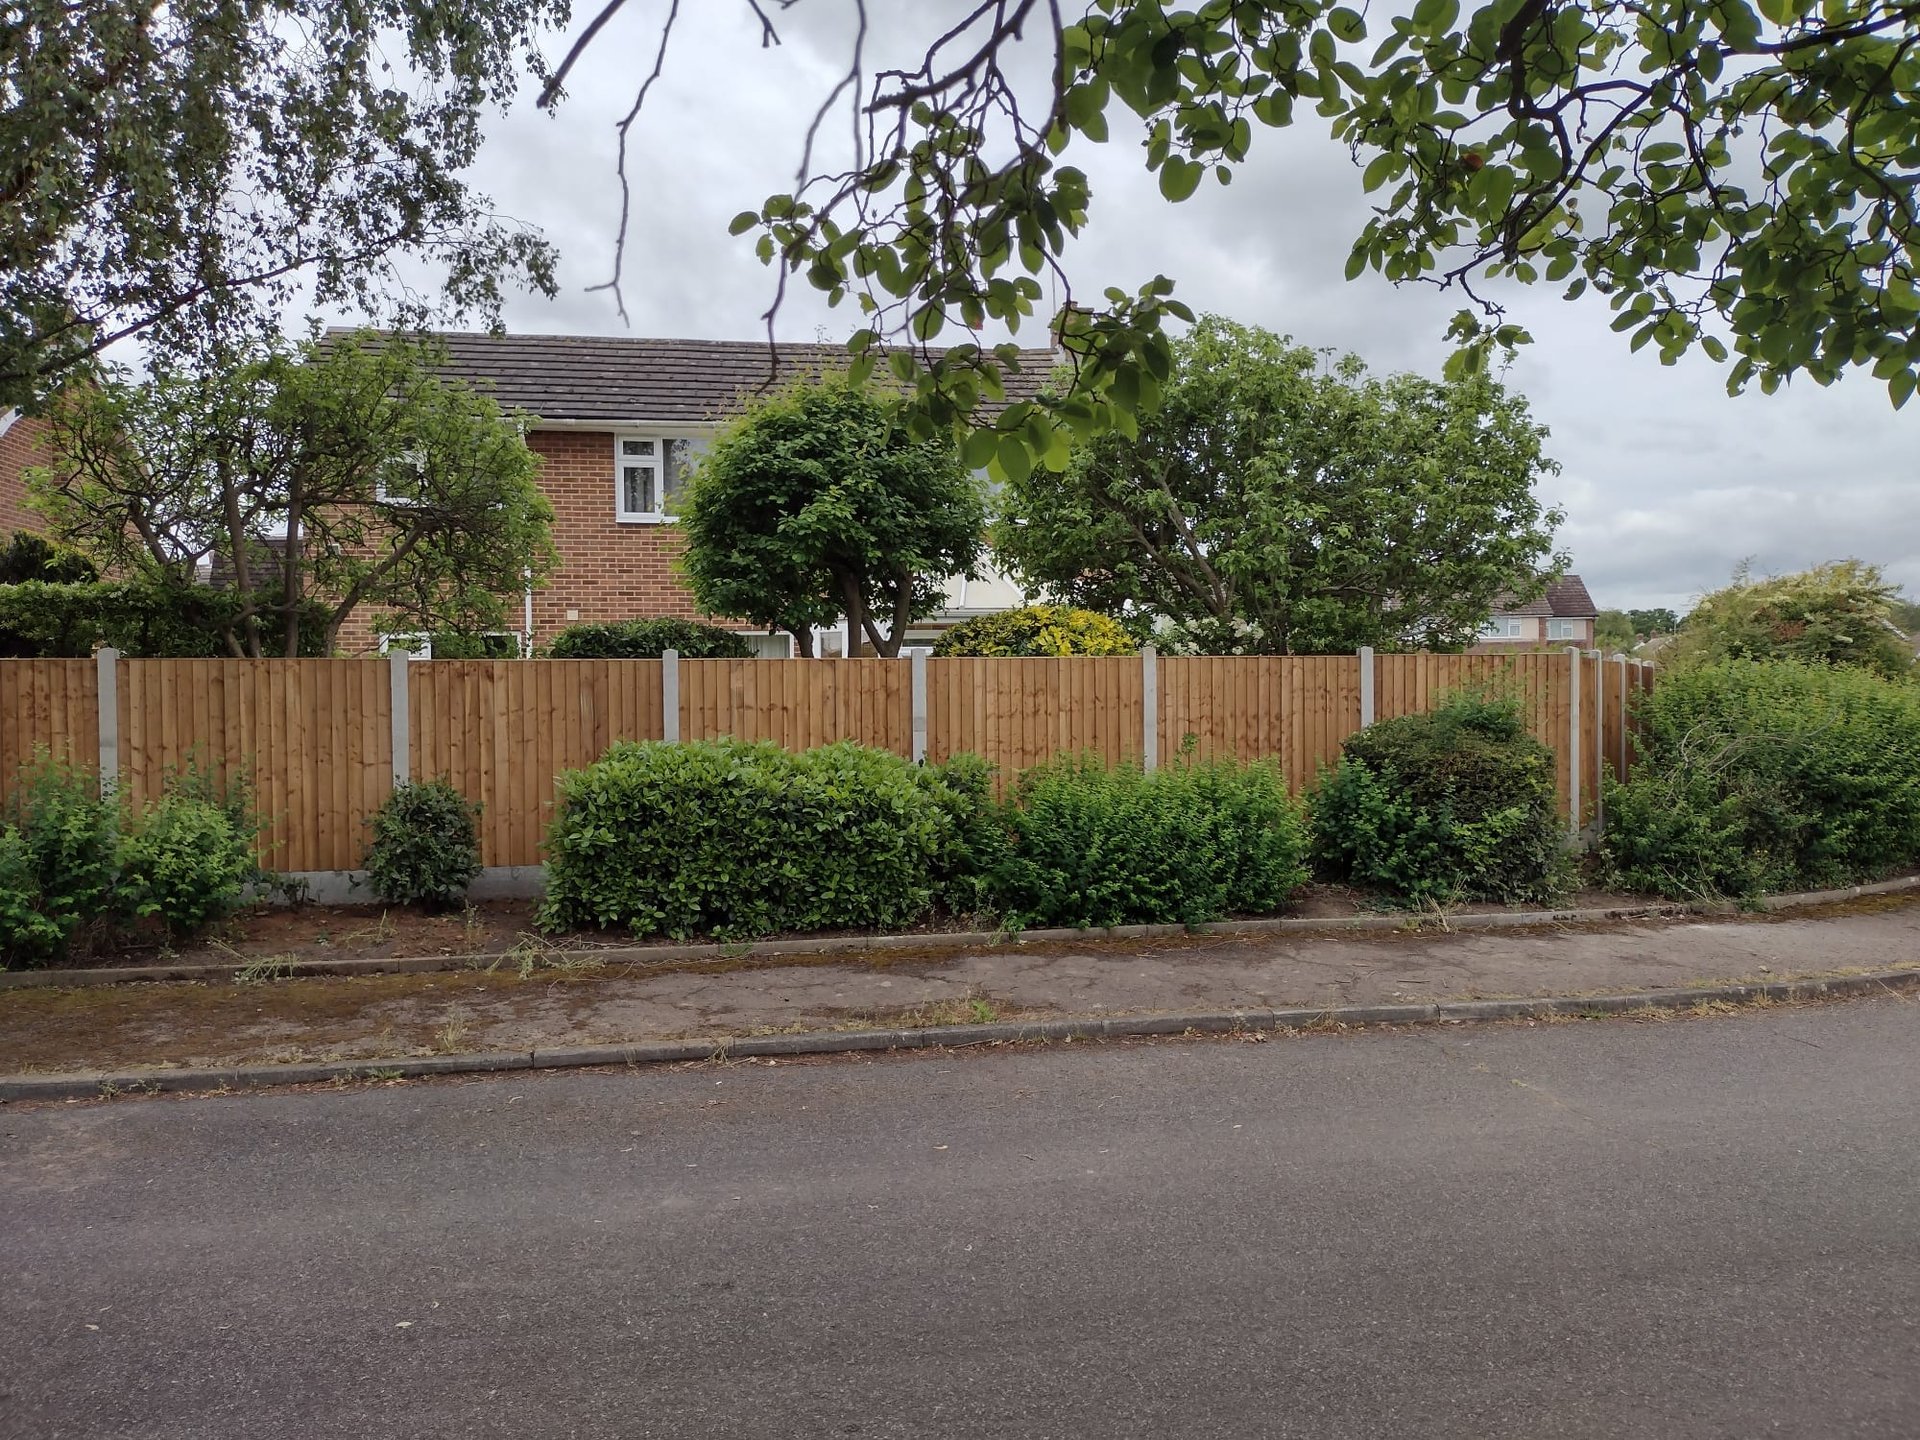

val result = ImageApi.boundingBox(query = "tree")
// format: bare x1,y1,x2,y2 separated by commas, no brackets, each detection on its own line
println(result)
1628,607,1681,637
1672,560,1915,676
0,0,563,409
994,317,1563,655
1595,610,1637,652
30,332,557,656
678,378,986,658
550,0,1920,474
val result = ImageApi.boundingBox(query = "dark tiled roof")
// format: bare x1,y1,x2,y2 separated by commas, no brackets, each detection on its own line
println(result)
1544,575,1597,618
1492,574,1598,619
330,330,1059,425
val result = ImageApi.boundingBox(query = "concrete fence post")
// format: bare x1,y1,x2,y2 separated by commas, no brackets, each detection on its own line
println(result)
910,650,928,764
1357,645,1374,729
1141,646,1159,773
1615,653,1629,781
661,648,681,743
95,647,120,791
388,648,411,787
1565,646,1582,840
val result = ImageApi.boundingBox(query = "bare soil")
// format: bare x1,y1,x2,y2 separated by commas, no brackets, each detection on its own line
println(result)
5,891,1916,1078
42,883,1664,975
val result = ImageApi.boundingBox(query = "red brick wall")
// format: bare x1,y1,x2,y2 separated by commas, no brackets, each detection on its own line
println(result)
334,428,741,654
0,413,55,536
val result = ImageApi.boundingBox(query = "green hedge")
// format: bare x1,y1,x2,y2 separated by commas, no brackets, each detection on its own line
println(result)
0,531,97,585
992,754,1308,927
932,605,1137,657
0,581,330,657
545,618,752,659
538,739,978,939
1311,693,1565,905
364,779,484,908
1600,660,1920,898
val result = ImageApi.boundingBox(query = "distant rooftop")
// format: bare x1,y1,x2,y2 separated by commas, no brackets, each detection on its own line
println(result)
327,330,1059,426
1493,574,1598,619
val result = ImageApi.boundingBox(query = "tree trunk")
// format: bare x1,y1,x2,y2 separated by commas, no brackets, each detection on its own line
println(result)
281,482,303,658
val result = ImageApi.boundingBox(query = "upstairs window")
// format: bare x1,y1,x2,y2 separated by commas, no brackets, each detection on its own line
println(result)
1479,617,1525,640
615,434,703,522
1547,618,1580,640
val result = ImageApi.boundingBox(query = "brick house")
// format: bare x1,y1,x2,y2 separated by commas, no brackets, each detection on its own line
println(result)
1472,575,1599,649
0,410,57,536
354,331,1056,657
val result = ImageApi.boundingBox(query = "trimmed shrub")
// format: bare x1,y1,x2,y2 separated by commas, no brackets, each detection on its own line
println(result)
0,581,330,658
117,794,256,935
365,779,483,908
992,754,1309,927
1599,660,1920,898
1311,693,1565,905
539,739,965,939
545,618,752,660
923,751,1010,916
932,605,1137,657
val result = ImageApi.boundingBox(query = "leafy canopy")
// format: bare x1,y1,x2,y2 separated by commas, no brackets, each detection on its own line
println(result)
994,316,1564,654
553,0,1920,475
678,377,986,658
0,0,563,408
30,332,557,656
1671,559,1916,675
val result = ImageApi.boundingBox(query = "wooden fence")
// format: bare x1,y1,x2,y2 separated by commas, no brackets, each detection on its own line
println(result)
0,649,1654,873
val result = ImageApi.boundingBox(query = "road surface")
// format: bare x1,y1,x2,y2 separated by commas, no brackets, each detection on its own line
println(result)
4,998,1917,1438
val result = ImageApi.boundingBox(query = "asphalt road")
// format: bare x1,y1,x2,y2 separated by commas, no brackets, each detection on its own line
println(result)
4,998,1917,1440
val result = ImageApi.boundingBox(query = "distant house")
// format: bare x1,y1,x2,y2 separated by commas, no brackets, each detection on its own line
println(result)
1472,575,1599,650
361,331,1052,657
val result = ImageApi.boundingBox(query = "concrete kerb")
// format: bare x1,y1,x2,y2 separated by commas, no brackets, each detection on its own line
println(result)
4,966,1917,1104
6,871,1920,994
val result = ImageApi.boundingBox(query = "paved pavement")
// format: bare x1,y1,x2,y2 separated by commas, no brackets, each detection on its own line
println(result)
7,898,1920,1074
5,995,1917,1438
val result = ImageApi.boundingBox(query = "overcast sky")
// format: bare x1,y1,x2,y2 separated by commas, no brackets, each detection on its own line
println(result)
450,2,1918,615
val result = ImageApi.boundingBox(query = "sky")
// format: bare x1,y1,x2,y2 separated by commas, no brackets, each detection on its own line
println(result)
444,1,1918,616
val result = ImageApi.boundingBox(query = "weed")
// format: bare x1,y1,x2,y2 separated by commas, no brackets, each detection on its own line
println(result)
433,1013,470,1053
967,997,999,1023
234,954,297,985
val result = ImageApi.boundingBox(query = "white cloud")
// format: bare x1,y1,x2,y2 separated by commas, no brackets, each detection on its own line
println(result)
448,5,1920,614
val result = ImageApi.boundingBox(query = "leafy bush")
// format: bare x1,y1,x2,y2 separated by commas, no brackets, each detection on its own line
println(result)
0,756,119,963
932,605,1138,657
992,754,1309,927
0,581,330,658
0,530,97,584
922,751,1011,916
1669,560,1914,678
545,618,752,660
116,794,256,935
539,739,966,939
365,779,484,908
1311,693,1565,905
0,824,66,967
1599,660,1920,898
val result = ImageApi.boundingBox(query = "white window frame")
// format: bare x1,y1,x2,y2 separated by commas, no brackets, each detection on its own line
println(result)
1479,617,1526,640
740,631,795,660
613,432,705,525
1546,618,1582,641
375,447,428,507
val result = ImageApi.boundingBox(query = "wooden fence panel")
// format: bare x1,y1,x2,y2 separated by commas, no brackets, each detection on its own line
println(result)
679,658,911,756
408,659,664,869
0,660,99,789
1157,656,1360,792
926,656,1145,778
116,659,390,872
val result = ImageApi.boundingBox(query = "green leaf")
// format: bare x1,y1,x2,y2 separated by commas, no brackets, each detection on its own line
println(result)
727,211,760,236
1328,7,1367,41
1158,157,1203,202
